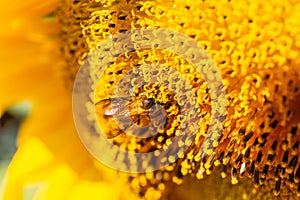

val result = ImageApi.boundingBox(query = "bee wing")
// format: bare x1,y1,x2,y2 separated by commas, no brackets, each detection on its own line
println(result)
95,98,134,138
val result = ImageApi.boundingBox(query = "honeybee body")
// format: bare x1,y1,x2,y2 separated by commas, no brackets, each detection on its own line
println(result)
95,96,156,139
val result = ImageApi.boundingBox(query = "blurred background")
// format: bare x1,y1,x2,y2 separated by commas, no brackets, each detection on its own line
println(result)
0,102,31,194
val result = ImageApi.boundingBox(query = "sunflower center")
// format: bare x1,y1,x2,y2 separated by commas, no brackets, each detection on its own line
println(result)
58,0,300,199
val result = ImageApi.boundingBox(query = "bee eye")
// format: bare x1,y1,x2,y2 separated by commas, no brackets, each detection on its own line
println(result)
141,98,155,109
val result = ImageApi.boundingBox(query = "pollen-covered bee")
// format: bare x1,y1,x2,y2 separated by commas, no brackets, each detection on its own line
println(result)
95,95,165,139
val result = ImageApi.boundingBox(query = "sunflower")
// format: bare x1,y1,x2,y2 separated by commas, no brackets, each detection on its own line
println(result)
0,0,137,199
1,0,300,200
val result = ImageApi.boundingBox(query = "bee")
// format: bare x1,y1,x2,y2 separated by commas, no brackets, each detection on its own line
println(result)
95,95,160,139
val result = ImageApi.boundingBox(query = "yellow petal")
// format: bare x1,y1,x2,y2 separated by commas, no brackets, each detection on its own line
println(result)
1,138,54,199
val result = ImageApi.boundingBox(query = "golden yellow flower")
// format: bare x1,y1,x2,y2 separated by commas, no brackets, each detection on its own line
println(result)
1,0,300,200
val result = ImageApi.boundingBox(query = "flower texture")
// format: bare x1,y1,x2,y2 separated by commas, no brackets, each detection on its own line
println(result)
1,0,300,200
